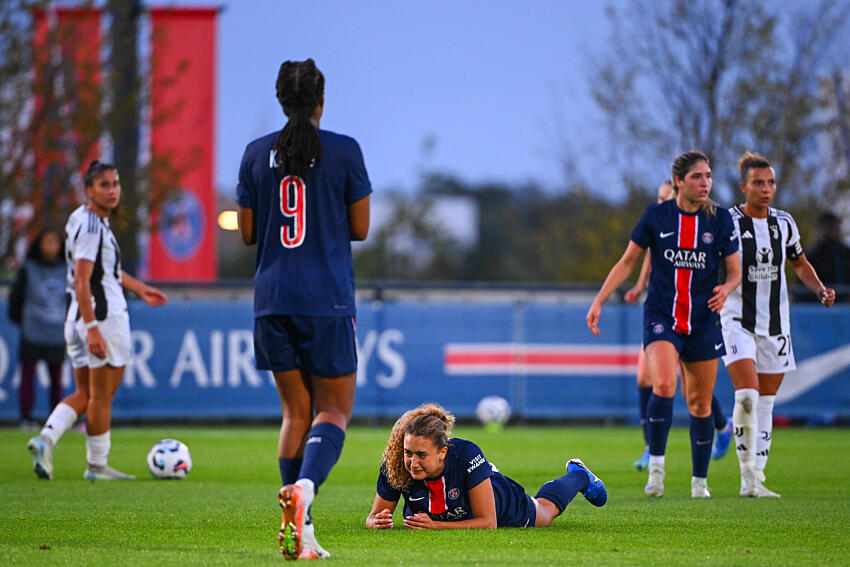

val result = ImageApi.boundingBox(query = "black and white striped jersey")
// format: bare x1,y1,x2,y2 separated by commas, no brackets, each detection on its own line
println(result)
64,205,126,321
721,205,803,337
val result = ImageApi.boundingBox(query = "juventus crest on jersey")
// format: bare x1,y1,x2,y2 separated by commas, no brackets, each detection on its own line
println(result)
64,205,127,322
721,206,802,336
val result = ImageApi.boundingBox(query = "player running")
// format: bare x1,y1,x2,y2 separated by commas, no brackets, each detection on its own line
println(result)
624,181,733,470
27,160,167,480
366,403,606,530
721,152,836,498
236,59,371,559
587,151,741,498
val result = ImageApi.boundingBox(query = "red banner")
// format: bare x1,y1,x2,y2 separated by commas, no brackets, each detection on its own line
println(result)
149,8,217,281
32,7,101,210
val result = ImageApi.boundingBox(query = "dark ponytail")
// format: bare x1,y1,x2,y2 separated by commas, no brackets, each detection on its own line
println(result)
273,59,324,178
84,160,117,188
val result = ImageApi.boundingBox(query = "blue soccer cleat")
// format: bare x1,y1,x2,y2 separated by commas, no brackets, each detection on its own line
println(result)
633,446,650,471
566,458,607,507
27,435,53,480
711,417,733,460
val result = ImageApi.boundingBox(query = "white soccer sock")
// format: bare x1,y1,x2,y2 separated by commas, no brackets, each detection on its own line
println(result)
755,395,776,472
86,431,111,468
295,478,316,519
648,455,665,467
733,388,759,472
40,403,78,448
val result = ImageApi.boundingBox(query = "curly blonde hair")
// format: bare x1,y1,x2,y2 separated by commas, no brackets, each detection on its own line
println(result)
381,403,456,492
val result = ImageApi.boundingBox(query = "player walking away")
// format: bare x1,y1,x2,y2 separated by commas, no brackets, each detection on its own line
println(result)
587,151,741,498
27,161,167,480
366,403,607,530
624,181,734,471
721,152,836,498
236,59,371,560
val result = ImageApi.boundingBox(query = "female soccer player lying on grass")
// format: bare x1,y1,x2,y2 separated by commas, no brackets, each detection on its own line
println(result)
366,403,606,530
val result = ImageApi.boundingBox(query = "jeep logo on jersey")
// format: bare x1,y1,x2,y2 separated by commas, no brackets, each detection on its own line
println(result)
701,232,713,244
447,488,460,500
159,189,205,261
757,247,773,264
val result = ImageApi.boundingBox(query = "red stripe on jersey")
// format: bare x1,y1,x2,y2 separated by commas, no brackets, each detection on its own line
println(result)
678,214,697,249
425,477,447,515
673,268,693,334
673,214,697,334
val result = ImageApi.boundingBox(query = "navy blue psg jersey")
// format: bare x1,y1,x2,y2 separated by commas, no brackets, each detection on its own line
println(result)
376,438,535,528
631,200,738,335
236,129,372,317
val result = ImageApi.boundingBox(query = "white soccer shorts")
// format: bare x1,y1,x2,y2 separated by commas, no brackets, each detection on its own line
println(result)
721,323,796,373
65,311,131,369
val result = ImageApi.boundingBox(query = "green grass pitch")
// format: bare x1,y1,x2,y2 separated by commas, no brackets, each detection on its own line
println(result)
2,424,848,566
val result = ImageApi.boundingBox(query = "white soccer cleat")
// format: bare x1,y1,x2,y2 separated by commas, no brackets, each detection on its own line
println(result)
691,476,711,498
644,463,665,497
83,464,135,480
740,469,780,498
301,522,331,559
27,435,54,480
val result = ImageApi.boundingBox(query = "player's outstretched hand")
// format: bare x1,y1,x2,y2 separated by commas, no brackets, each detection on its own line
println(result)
624,284,643,304
367,509,394,529
818,286,836,307
708,284,732,313
586,302,602,335
403,512,437,530
141,285,168,307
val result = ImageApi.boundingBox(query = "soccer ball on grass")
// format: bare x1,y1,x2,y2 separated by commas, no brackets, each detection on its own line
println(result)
147,439,192,479
476,395,512,430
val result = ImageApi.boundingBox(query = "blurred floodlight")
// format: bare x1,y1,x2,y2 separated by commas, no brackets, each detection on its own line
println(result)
218,210,238,230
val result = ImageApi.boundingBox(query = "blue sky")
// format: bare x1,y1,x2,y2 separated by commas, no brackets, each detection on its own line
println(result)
159,1,610,195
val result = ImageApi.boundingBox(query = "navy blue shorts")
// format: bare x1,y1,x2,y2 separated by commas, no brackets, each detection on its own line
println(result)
643,313,725,362
254,315,357,376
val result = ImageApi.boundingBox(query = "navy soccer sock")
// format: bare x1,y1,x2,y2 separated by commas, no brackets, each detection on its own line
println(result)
639,386,653,445
646,393,674,456
535,470,588,513
690,414,714,478
711,395,727,430
298,422,346,489
278,457,303,487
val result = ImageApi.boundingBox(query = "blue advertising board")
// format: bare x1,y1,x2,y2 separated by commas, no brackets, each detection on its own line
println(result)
1,299,848,421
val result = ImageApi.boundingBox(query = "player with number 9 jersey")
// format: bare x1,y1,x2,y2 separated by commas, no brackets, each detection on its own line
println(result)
236,125,371,318
236,59,370,560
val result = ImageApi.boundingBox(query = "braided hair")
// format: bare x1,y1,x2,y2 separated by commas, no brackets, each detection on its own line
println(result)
381,403,455,492
273,59,324,178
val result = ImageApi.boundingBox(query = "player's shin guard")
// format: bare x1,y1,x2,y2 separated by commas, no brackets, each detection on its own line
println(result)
298,422,345,490
535,471,587,514
689,414,713,478
733,388,758,472
646,394,674,456
639,385,652,445
279,457,303,486
755,395,775,473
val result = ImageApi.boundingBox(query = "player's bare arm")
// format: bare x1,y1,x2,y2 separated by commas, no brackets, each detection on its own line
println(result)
403,478,498,530
237,205,256,245
790,254,836,307
708,252,741,312
121,271,168,307
348,195,370,241
587,241,646,335
366,495,397,529
73,258,106,359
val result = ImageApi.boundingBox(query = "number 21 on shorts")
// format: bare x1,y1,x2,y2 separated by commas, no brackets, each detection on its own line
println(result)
280,175,306,248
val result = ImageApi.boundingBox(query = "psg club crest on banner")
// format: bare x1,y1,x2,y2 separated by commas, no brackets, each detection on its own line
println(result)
701,232,714,244
159,189,205,262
